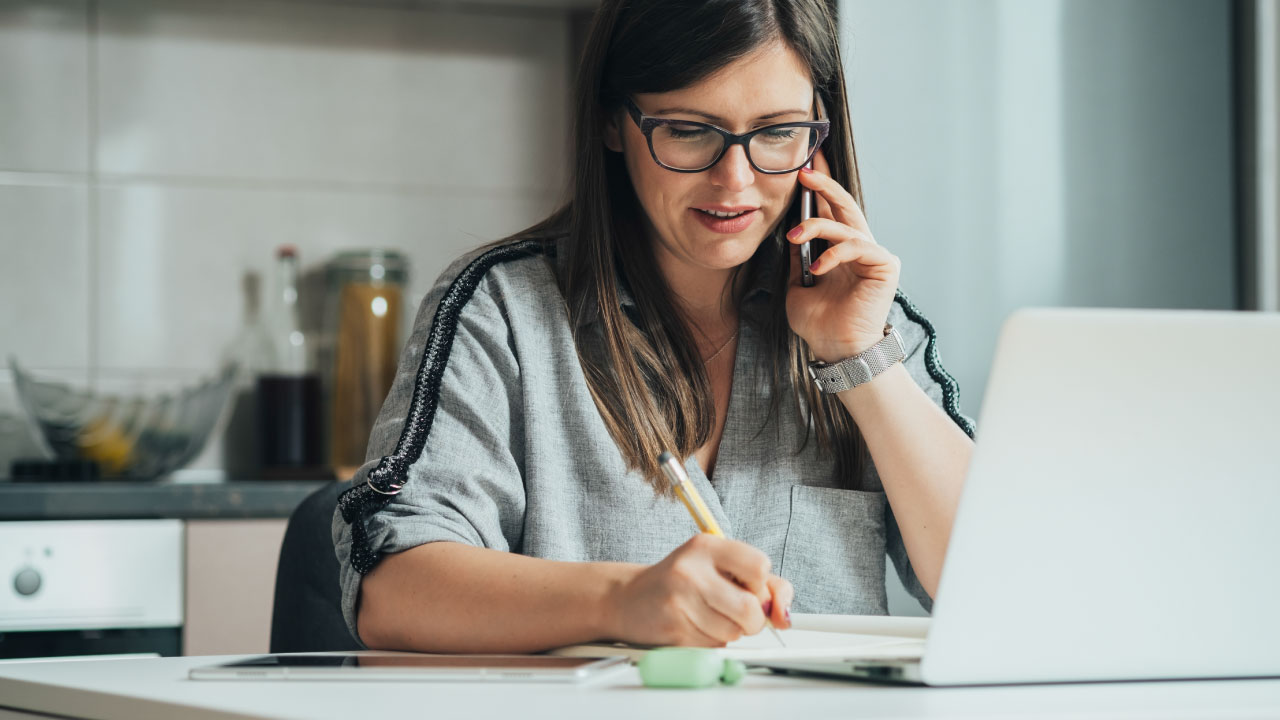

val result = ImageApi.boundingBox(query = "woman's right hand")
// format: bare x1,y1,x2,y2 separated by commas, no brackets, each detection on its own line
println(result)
604,533,794,647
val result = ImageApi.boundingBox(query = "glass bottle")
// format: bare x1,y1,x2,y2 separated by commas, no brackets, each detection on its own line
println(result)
257,245,325,478
219,271,273,479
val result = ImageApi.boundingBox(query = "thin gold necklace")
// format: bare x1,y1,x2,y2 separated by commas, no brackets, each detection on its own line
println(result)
702,331,739,364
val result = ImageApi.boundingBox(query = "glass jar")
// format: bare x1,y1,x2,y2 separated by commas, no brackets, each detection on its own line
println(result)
323,250,409,481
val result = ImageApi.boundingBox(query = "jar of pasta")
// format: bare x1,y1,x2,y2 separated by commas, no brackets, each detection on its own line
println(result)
323,250,408,482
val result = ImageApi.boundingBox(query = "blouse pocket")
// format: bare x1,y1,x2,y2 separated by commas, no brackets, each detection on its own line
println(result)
780,485,889,615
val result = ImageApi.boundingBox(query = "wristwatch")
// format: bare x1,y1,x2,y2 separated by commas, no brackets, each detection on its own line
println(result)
807,324,905,393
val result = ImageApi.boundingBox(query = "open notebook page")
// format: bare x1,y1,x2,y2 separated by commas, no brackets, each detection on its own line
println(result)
547,614,929,662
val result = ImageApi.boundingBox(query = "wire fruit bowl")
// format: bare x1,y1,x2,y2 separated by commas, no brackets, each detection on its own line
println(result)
8,357,238,481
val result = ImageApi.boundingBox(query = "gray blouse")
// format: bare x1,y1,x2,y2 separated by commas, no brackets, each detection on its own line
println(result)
332,238,974,644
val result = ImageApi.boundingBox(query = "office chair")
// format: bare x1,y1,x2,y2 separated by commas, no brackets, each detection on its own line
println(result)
269,481,363,652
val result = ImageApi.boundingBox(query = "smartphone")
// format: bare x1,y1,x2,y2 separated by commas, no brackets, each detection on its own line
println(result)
799,158,817,287
799,94,828,287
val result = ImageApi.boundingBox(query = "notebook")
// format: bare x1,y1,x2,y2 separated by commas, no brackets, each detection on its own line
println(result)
547,614,929,662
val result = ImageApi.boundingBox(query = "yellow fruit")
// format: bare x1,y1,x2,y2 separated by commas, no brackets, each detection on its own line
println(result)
77,415,135,476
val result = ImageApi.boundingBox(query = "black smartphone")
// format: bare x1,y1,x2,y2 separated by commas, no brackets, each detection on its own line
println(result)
799,95,827,287
800,158,817,287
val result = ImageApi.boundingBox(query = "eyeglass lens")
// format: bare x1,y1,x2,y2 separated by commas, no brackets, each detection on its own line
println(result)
650,123,818,172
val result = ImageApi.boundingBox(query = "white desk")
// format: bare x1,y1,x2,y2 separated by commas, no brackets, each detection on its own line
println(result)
1,654,1279,720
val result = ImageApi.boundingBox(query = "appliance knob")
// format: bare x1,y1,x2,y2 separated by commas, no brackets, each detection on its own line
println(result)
13,567,41,596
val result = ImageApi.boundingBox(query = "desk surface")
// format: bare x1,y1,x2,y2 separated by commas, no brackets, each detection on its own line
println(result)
1,654,1279,720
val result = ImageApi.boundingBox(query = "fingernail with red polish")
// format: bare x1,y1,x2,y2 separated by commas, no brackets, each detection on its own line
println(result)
800,166,813,174
787,227,802,240
762,599,773,617
785,606,792,623
809,258,820,272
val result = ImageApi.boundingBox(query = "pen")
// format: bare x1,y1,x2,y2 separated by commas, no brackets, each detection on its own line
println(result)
658,451,787,648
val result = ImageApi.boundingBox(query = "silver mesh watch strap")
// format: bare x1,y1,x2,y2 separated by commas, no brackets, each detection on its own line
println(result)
807,324,906,394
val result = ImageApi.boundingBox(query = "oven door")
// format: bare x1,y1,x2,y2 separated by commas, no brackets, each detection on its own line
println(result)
0,520,183,659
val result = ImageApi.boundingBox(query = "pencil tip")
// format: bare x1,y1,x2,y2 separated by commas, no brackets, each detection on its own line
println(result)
772,626,788,648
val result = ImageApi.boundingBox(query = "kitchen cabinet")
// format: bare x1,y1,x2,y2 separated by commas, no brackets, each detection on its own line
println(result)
183,519,288,656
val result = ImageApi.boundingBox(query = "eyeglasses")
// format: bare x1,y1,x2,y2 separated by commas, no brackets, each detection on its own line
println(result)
623,97,830,174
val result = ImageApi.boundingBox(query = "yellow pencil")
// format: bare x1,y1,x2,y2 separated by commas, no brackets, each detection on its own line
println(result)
658,451,786,648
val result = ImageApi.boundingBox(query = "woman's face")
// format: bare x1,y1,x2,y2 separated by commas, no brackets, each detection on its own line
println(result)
608,41,815,280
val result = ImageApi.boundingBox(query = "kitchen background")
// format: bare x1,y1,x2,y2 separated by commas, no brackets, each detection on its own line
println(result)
0,0,1273,652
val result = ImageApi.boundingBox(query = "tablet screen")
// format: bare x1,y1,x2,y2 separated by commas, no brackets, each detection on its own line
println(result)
226,654,606,670
189,653,628,682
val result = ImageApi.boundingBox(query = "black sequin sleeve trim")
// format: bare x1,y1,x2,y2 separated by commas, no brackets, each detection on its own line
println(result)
893,290,976,439
337,239,546,575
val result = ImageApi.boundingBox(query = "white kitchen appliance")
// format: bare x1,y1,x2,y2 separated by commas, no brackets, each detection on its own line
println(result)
0,520,183,658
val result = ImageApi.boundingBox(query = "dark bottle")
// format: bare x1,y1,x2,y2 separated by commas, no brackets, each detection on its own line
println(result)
257,245,326,479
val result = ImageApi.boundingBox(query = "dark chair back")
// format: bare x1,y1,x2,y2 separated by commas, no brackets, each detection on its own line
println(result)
270,481,362,652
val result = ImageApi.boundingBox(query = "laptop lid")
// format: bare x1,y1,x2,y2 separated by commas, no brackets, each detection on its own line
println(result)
920,308,1280,686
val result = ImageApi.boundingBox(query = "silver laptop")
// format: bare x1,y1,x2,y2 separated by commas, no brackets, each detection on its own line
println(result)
760,308,1280,686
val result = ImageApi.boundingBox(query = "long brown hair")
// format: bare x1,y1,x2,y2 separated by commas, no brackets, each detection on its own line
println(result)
515,0,867,491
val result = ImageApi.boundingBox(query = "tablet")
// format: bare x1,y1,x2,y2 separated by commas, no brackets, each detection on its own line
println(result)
188,653,629,683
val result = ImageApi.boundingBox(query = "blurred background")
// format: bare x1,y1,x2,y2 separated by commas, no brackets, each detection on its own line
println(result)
0,0,1272,653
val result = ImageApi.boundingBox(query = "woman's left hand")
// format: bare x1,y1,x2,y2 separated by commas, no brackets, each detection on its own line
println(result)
785,149,901,364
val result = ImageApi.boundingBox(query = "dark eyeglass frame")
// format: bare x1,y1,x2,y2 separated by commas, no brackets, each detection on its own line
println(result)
623,97,831,174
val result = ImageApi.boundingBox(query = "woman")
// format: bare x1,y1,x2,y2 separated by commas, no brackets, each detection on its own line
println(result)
335,0,975,653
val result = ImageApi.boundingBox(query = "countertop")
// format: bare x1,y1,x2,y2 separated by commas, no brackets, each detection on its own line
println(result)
0,480,331,520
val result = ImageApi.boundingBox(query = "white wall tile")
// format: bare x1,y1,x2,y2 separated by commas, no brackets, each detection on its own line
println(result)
0,0,90,173
0,185,91,370
96,0,570,193
5,0,573,477
95,182,559,370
